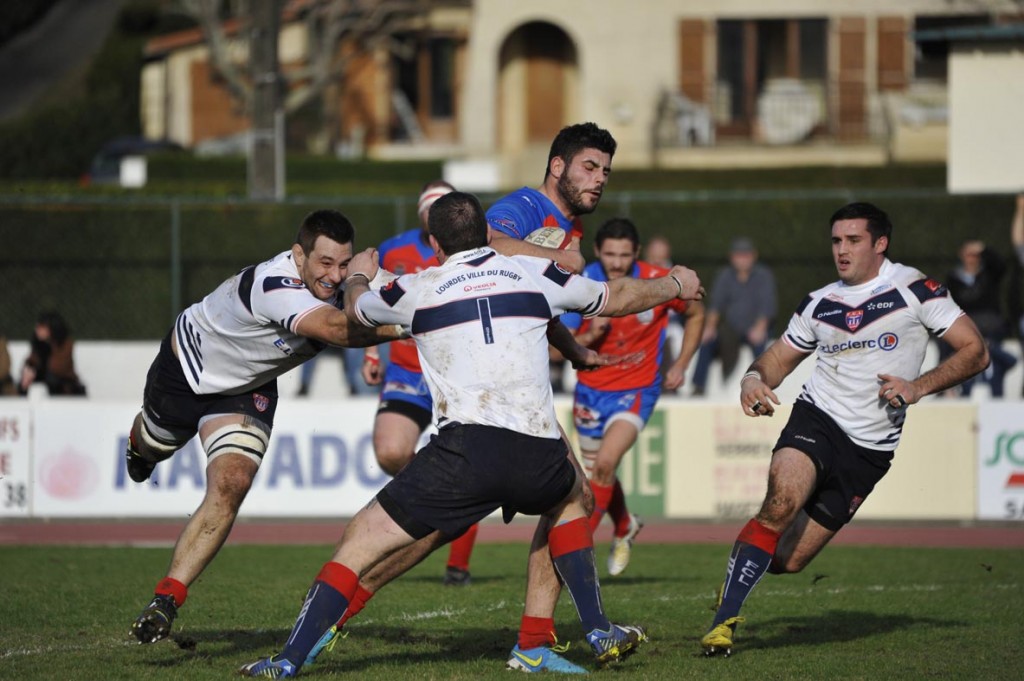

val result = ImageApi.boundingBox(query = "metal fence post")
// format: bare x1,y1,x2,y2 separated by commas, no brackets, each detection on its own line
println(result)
170,199,182,321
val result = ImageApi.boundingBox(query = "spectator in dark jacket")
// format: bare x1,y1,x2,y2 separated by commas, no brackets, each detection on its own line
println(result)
18,311,86,396
943,240,1016,397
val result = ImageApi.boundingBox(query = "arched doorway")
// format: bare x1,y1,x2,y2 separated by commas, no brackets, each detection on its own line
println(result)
497,21,578,156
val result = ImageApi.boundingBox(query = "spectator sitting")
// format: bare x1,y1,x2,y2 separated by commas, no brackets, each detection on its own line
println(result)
0,332,17,396
691,237,777,397
18,311,86,396
944,239,1017,397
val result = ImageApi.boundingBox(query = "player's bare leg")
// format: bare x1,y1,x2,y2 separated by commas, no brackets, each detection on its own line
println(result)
132,414,261,644
372,411,420,476
702,447,817,656
584,419,643,575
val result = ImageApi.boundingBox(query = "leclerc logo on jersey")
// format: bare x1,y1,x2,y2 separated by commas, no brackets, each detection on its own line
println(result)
281,277,304,288
877,332,899,351
820,332,898,355
845,309,864,331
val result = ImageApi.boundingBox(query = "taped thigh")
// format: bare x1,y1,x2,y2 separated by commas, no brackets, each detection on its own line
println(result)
200,422,271,467
139,414,188,457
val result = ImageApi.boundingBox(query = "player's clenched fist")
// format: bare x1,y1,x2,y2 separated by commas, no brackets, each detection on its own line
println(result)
668,265,705,300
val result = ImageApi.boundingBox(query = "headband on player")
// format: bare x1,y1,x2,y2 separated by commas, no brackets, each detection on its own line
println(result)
418,185,454,222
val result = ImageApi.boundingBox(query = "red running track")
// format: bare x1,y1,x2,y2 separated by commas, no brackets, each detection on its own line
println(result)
0,519,1021,548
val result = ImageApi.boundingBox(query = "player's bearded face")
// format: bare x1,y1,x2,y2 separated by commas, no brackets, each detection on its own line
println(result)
298,237,353,300
557,149,611,216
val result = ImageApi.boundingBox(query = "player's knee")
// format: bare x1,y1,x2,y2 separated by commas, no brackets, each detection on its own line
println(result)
758,496,801,526
209,464,256,505
375,440,412,476
590,461,616,485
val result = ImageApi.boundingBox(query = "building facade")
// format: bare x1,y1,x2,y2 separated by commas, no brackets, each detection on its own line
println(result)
140,0,1023,185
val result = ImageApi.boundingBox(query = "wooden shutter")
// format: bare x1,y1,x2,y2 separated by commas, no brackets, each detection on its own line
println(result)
836,17,866,140
877,16,908,91
679,19,707,103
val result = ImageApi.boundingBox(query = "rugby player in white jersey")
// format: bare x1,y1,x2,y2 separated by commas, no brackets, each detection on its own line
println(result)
701,202,989,657
127,210,403,645
239,191,706,677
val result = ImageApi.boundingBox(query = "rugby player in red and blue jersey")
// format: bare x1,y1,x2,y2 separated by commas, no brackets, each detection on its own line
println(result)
562,219,704,577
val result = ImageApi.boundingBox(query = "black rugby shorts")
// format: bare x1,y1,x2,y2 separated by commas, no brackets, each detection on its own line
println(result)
377,424,576,539
773,400,894,532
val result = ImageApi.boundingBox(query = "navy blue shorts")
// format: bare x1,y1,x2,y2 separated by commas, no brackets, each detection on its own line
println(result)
377,424,576,539
142,331,278,448
774,400,893,532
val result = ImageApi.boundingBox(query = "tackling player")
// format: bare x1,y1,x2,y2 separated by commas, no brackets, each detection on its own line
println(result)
358,180,481,586
701,202,988,656
561,219,704,576
125,210,402,645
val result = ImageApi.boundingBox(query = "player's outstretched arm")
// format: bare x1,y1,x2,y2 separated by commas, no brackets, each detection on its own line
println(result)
489,229,585,273
294,306,403,348
602,265,704,317
878,315,989,408
739,339,807,417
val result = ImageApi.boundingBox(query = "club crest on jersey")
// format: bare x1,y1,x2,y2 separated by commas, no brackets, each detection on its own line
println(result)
253,393,270,412
637,309,654,324
845,309,864,331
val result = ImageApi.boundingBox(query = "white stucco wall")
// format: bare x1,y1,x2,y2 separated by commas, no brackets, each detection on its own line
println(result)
948,44,1024,194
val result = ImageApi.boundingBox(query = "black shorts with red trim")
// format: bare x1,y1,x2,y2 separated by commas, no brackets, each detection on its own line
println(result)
774,400,894,532
376,424,576,539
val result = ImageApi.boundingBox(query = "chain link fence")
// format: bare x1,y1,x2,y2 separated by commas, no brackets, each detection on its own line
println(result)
0,190,1015,340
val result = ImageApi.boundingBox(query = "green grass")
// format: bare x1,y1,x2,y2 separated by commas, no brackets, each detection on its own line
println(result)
1,542,1021,679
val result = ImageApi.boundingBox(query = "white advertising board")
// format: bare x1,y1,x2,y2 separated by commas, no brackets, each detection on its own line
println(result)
0,402,32,517
977,402,1024,520
30,400,389,518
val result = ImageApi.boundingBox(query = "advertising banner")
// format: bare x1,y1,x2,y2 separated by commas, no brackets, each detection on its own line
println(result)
0,403,32,518
977,402,1024,520
30,400,388,518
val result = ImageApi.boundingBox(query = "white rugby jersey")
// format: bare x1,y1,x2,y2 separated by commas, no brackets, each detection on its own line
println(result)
174,251,335,395
782,259,964,450
351,247,610,439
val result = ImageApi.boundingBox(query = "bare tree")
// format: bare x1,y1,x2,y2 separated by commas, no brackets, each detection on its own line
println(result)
170,0,426,197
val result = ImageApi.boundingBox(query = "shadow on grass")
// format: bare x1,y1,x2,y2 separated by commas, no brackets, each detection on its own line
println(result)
740,609,968,651
140,625,573,672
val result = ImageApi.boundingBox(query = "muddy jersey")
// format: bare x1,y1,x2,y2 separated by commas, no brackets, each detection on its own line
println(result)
485,187,584,241
562,260,689,391
351,248,609,439
174,251,335,395
378,229,439,372
781,259,964,450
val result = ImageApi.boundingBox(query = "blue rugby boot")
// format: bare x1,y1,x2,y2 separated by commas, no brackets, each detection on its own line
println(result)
585,623,648,667
238,655,297,678
506,640,588,674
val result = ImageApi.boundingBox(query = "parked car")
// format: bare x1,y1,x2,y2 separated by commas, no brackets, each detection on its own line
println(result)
84,136,185,185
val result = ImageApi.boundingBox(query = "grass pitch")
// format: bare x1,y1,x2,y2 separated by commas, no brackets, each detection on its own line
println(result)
1,540,1021,680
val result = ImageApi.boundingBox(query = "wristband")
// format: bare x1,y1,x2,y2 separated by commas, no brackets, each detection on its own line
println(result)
669,274,683,298
741,370,763,385
346,270,370,284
